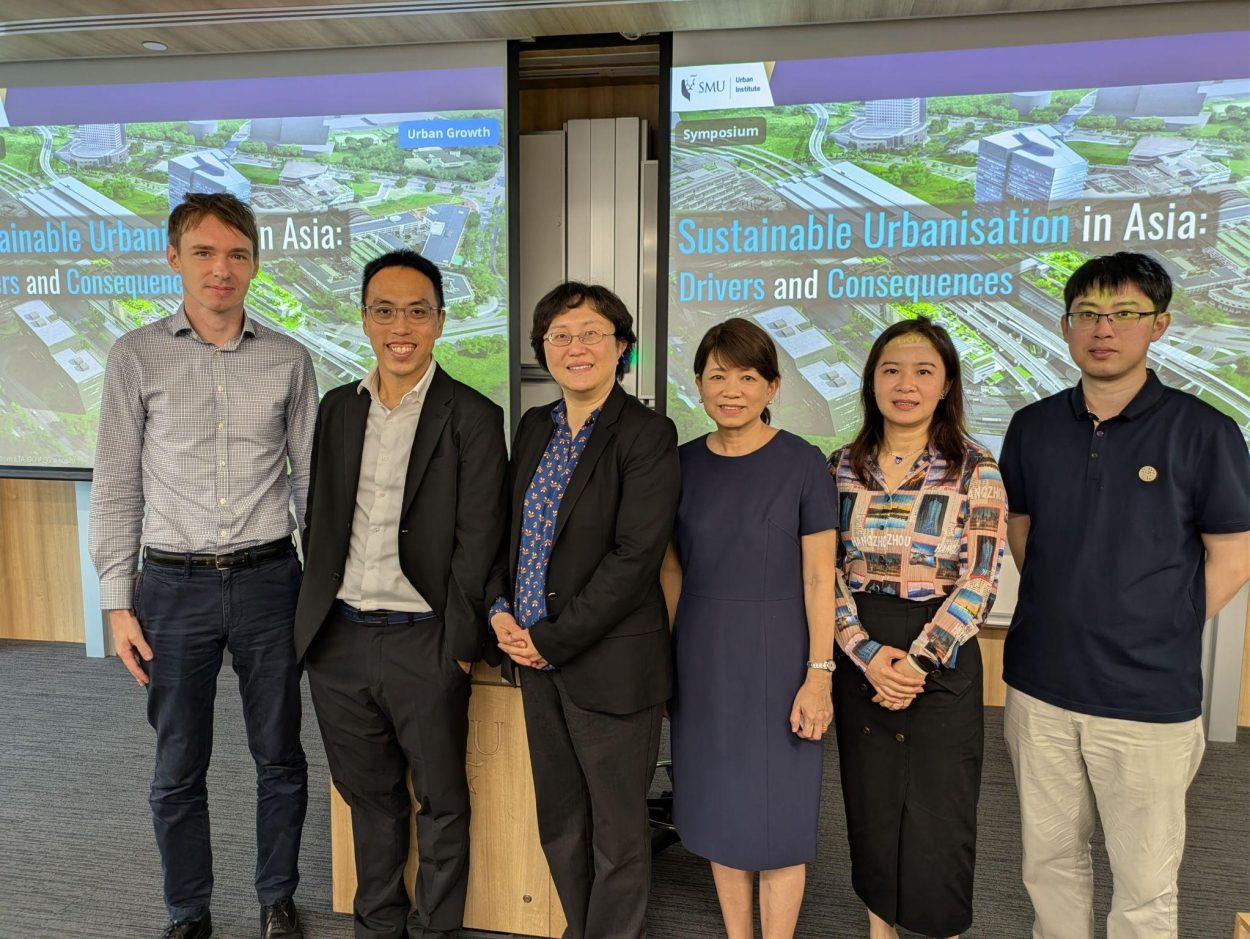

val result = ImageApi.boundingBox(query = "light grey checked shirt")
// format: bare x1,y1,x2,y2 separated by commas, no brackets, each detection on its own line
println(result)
88,308,318,610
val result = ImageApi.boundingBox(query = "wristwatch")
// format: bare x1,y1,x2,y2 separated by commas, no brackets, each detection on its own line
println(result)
806,659,836,672
907,653,940,675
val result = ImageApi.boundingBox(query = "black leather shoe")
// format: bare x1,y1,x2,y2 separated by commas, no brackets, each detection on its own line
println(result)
159,913,212,939
260,897,304,938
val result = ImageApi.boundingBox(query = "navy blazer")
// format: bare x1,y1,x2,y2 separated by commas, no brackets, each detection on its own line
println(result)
491,383,680,714
295,364,508,665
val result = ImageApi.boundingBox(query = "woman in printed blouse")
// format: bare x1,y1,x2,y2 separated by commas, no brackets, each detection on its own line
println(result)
828,316,1008,939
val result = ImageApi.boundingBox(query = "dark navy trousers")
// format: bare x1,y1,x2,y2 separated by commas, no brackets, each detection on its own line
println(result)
135,548,308,921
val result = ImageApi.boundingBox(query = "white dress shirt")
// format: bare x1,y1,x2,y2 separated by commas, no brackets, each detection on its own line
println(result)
336,361,439,612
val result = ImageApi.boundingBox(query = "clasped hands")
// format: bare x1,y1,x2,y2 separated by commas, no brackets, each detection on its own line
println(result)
865,645,926,711
491,611,549,669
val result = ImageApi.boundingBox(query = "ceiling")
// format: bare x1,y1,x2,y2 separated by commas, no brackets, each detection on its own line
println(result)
0,0,1206,63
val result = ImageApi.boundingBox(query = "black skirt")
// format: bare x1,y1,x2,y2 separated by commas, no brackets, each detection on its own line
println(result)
833,593,983,937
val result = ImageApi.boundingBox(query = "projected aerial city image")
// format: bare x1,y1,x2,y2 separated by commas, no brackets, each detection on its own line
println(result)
0,72,507,469
668,54,1250,455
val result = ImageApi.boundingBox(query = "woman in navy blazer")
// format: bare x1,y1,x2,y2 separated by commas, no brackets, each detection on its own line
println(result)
489,282,680,939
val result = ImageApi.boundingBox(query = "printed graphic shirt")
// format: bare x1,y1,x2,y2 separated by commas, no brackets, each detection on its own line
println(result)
828,444,1009,670
491,401,600,663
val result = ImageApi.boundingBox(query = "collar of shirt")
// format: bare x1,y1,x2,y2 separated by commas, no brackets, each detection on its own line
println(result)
550,398,601,436
866,442,936,486
167,305,256,350
1068,368,1166,423
358,360,438,412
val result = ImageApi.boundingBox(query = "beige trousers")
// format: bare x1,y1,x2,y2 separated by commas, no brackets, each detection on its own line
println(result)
1004,687,1205,939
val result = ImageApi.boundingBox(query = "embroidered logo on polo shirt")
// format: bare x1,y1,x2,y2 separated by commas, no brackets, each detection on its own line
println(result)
1138,465,1158,482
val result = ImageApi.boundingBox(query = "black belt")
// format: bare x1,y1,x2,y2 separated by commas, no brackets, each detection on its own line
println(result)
334,600,437,627
143,537,293,570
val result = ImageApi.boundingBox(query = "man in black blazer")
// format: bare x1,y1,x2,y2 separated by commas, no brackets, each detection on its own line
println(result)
489,283,680,939
295,250,507,939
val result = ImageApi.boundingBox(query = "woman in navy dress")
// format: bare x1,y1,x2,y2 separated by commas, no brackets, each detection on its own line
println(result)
662,318,838,939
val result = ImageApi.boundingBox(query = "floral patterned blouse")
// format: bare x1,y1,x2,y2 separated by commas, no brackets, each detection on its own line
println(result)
828,444,1009,670
491,401,600,648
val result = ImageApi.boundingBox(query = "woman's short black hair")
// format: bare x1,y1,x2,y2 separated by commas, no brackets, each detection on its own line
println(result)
530,281,636,380
693,318,781,424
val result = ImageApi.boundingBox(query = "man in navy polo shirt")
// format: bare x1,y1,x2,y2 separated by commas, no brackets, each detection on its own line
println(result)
999,252,1250,939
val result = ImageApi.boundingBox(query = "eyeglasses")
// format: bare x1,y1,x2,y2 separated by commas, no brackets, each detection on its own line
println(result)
543,329,615,347
362,303,442,324
1065,310,1160,330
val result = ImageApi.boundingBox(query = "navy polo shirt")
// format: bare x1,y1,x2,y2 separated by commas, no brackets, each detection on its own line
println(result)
1000,371,1250,723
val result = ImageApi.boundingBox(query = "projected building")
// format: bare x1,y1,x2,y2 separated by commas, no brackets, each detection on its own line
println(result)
422,204,470,264
14,299,105,413
842,98,928,150
1010,91,1051,115
751,307,846,434
797,359,862,430
186,120,219,141
1093,82,1210,129
975,125,1088,205
56,123,129,167
250,116,330,147
778,160,946,228
168,151,251,209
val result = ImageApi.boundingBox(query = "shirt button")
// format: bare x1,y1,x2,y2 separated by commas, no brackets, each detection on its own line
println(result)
1091,453,1099,459
219,497,227,506
216,385,224,393
895,733,905,743
219,460,226,467
862,726,871,735
1095,430,1104,437
219,528,228,539
217,421,225,430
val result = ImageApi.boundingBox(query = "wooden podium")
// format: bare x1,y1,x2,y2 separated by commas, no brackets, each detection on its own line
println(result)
329,666,567,937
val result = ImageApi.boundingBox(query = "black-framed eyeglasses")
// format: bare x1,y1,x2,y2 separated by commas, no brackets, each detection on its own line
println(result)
362,303,442,324
1064,309,1161,330
543,329,615,347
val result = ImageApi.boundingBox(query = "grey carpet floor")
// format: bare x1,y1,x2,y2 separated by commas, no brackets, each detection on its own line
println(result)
0,640,1246,939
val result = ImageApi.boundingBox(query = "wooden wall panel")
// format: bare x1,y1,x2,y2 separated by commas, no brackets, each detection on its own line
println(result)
1240,607,1250,729
980,626,1007,708
520,84,659,138
0,479,84,643
330,679,565,937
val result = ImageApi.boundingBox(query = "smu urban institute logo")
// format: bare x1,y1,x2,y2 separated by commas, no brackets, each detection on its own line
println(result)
676,65,773,109
680,73,727,102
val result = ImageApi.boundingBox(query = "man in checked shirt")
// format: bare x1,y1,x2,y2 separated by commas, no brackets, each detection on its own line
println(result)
89,193,317,939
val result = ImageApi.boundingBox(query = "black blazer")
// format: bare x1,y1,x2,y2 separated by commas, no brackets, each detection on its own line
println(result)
295,365,507,664
491,383,680,714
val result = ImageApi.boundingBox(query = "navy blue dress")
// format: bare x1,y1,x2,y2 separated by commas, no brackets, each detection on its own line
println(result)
670,430,837,871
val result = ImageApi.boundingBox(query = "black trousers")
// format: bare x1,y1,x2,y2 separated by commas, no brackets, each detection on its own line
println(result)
520,668,662,939
833,593,983,939
307,610,472,939
137,550,307,922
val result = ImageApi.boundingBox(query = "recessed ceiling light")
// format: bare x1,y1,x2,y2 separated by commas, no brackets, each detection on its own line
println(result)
142,40,168,52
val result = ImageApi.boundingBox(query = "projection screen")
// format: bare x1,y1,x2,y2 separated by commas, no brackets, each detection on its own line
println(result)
0,44,508,476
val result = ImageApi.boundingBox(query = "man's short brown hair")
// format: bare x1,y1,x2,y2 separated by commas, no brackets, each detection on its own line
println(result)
168,193,260,258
